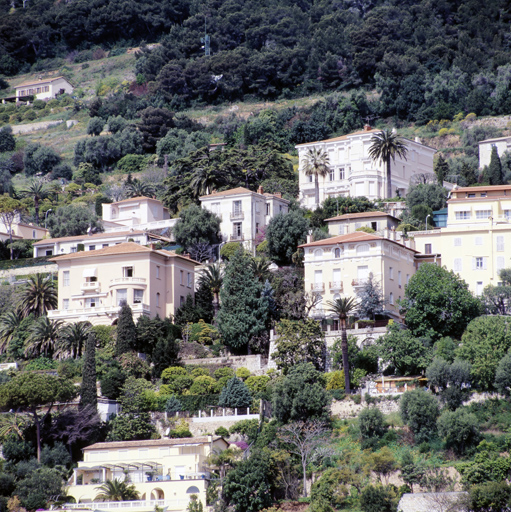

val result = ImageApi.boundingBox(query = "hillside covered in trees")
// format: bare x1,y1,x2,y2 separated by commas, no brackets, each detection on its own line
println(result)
1,0,511,119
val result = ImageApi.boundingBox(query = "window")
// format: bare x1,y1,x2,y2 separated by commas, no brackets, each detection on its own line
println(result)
476,281,484,296
475,257,484,270
156,266,160,279
475,236,483,246
455,211,470,220
102,244,109,248
232,200,242,215
180,270,184,285
116,289,127,305
279,205,284,212
314,249,323,260
329,170,334,181
256,223,260,234
476,210,492,220
122,266,133,277
233,222,242,238
266,204,270,215
406,274,410,285
211,202,220,215
45,249,53,256
339,168,345,180
32,230,36,238
425,244,432,254
85,297,97,308
133,289,144,304
468,193,476,198
89,245,96,251
497,236,505,252
389,267,394,279
505,210,511,220
497,256,505,271
398,271,402,286
156,292,160,307
481,193,487,197
63,299,69,310
356,244,369,255
454,238,462,247
187,272,193,288
334,247,341,258
454,258,462,271
180,295,185,306
389,292,394,305
308,175,313,183
71,247,77,253
63,271,70,287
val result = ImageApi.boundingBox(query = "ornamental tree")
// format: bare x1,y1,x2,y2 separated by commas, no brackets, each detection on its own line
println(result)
218,377,252,408
400,389,440,444
116,303,137,357
400,263,481,339
217,247,266,352
80,331,97,410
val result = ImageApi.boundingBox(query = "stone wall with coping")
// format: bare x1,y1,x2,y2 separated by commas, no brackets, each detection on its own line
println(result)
0,263,57,280
183,354,266,374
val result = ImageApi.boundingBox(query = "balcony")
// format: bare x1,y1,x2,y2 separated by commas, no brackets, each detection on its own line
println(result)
230,234,244,241
81,281,100,292
230,211,244,220
311,283,325,292
351,278,368,287
329,281,343,292
63,499,190,511
48,303,151,319
110,277,147,287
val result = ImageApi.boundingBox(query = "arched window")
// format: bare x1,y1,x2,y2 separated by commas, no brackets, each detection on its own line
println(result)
389,292,394,305
186,486,200,494
356,244,369,255
314,249,323,260
334,247,341,258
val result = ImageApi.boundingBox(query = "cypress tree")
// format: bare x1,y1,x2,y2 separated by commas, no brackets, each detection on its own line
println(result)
80,331,97,410
217,248,266,352
116,303,137,356
218,377,252,408
152,337,180,379
488,146,503,185
434,155,449,185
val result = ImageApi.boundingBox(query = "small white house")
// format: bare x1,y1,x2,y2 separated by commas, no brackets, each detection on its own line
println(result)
14,76,73,101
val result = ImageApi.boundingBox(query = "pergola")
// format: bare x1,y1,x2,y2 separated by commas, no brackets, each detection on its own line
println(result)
72,461,163,485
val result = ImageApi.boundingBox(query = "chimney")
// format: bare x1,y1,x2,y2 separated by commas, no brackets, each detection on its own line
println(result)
415,136,421,143
183,252,191,259
307,230,314,244
149,243,156,250
364,124,372,131
274,193,282,198
257,186,264,194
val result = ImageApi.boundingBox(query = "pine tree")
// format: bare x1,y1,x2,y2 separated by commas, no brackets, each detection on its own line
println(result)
80,331,97,410
218,377,252,408
116,303,137,356
488,146,503,185
434,155,449,185
217,248,266,352
152,337,180,378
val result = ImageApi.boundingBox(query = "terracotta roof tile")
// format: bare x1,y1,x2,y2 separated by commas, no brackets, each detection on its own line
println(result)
15,76,69,88
84,436,226,451
452,185,511,193
325,211,399,221
295,128,380,146
112,196,160,204
200,187,254,199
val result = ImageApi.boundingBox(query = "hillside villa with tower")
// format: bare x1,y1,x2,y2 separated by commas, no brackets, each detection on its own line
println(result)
296,125,437,207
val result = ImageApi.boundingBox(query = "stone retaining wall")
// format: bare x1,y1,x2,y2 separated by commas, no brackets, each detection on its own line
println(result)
0,263,57,280
183,354,266,374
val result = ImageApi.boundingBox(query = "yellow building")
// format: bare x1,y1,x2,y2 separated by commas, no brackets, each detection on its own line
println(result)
299,231,417,321
412,185,511,295
48,242,199,325
66,436,229,511
325,211,400,236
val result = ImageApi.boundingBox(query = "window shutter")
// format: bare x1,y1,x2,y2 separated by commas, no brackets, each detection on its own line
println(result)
483,257,488,270
472,258,476,270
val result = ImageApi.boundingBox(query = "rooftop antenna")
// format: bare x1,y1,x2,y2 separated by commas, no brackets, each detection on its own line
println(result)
201,17,211,57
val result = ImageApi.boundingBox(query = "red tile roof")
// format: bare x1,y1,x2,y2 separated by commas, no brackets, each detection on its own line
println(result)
15,76,70,88
33,230,146,246
84,436,226,451
324,211,399,222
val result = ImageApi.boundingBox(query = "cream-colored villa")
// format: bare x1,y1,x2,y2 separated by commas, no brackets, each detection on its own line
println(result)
299,231,417,321
478,135,511,168
0,217,48,243
199,186,289,252
66,436,229,511
102,196,178,233
14,76,73,101
48,242,199,325
296,126,437,206
325,211,401,236
412,185,511,295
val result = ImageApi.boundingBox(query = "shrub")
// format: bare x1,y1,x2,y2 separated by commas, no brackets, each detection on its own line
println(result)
218,378,252,408
400,389,440,443
215,426,229,437
191,367,210,377
236,367,251,380
189,375,217,395
437,408,480,455
214,367,235,380
220,242,243,261
161,366,187,382
359,407,388,440
326,371,345,390
245,375,270,395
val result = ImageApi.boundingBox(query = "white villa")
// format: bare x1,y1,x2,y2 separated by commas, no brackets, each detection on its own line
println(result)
296,125,437,207
14,76,73,101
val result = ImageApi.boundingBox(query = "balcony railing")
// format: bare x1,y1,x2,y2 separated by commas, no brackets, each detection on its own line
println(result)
329,281,343,292
63,499,190,510
351,278,368,287
81,282,99,291
311,283,325,292
48,303,151,318
230,211,244,220
230,234,244,241
110,277,147,287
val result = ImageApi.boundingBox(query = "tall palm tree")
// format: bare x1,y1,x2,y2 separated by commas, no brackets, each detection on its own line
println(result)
55,321,92,359
190,163,224,198
18,274,57,318
326,297,358,393
24,316,64,358
0,310,23,354
250,257,271,282
303,147,330,207
21,179,49,225
368,129,408,199
95,478,140,501
126,180,154,198
198,263,224,321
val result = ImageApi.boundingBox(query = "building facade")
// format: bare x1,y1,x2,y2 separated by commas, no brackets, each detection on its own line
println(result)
299,231,417,321
199,186,289,252
14,76,73,101
102,196,178,233
478,135,511,168
296,126,437,207
325,211,401,236
412,185,511,295
33,230,168,258
48,242,199,325
66,436,229,511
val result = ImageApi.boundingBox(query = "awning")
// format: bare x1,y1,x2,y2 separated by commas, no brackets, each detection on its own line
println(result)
82,268,97,278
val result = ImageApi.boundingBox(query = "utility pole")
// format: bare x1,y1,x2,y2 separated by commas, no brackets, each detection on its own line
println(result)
201,17,210,57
